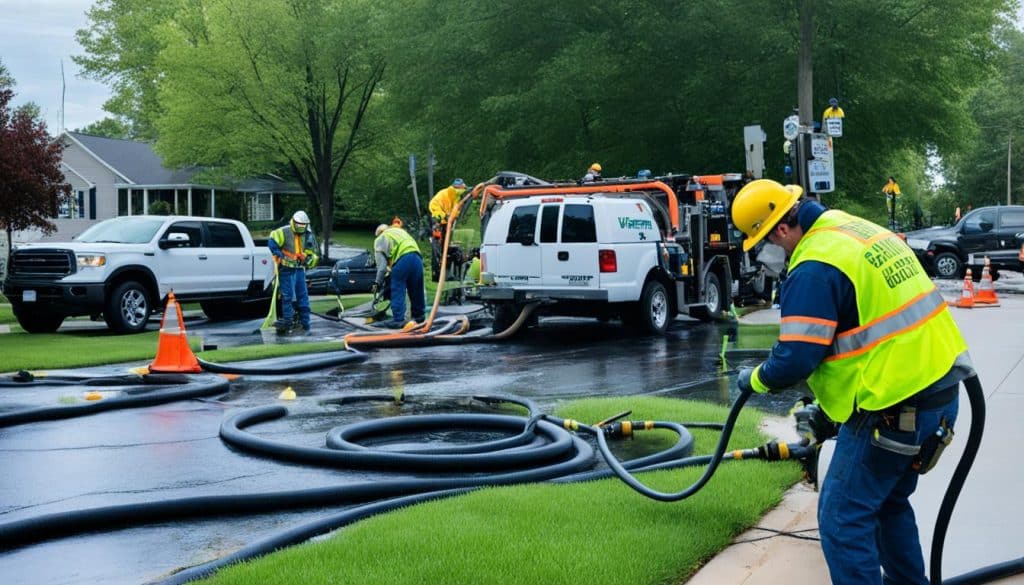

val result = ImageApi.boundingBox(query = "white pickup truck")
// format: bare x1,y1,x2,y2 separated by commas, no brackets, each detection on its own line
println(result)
2,215,276,333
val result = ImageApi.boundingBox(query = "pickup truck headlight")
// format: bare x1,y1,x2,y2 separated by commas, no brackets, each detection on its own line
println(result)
76,254,107,268
905,238,929,251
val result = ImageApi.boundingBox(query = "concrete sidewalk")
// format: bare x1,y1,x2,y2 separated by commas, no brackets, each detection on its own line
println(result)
687,293,1024,584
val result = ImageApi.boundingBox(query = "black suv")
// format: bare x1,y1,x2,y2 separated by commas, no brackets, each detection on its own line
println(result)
904,205,1024,278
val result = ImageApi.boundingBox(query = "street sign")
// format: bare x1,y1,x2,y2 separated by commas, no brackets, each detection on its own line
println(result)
807,133,834,193
825,117,843,137
783,115,799,141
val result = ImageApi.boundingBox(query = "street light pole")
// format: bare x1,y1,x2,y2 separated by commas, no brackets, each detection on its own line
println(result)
1008,134,1012,206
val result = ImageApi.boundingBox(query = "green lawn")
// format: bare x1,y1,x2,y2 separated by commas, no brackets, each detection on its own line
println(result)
198,396,801,585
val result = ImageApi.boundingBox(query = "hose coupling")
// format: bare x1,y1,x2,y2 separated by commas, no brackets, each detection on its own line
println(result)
601,420,655,439
756,441,792,461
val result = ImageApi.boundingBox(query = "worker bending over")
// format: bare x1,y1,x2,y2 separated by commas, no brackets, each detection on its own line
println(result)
732,179,973,585
428,178,467,281
373,223,426,329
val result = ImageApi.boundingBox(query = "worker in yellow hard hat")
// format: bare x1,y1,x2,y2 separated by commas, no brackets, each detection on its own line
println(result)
428,178,468,282
582,162,602,183
731,179,972,585
822,97,845,120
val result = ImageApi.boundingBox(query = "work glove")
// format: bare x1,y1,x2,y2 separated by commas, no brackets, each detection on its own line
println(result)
790,398,839,445
303,255,317,269
737,367,756,394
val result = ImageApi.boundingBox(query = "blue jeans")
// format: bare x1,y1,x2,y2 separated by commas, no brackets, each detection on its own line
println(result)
389,253,425,325
278,267,311,330
819,386,959,585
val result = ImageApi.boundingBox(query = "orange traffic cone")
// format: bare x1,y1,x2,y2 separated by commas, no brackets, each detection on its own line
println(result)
951,269,975,309
149,291,202,373
974,257,999,305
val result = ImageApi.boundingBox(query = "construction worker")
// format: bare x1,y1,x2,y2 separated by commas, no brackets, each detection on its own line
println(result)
268,211,319,334
429,178,468,281
822,97,845,119
883,176,901,230
731,179,973,585
373,223,426,328
582,162,602,182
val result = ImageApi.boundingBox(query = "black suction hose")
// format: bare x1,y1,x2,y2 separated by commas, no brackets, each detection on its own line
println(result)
931,374,1024,585
196,347,367,375
0,375,230,427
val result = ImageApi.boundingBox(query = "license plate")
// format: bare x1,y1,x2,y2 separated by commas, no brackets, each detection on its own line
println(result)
23,290,36,302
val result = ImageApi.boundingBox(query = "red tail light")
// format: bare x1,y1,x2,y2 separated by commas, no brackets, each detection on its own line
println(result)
599,249,617,273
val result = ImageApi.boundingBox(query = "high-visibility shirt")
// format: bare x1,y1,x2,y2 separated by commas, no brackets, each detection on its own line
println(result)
882,180,901,196
270,225,319,269
822,106,845,119
764,210,968,422
429,186,466,222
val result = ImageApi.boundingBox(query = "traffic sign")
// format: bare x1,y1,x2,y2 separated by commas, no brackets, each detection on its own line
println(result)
825,117,843,137
783,115,799,141
807,133,834,193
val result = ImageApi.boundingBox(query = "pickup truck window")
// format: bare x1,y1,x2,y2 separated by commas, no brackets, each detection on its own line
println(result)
562,204,596,243
76,216,165,243
206,222,245,248
165,221,203,247
1001,209,1024,230
539,206,559,243
506,205,538,244
963,210,996,235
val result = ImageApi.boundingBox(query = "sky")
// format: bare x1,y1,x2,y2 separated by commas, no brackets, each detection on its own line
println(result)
1,1,1024,139
0,0,112,134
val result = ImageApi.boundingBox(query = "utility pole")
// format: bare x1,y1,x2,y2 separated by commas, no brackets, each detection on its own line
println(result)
427,143,436,203
1008,134,1012,205
796,0,815,199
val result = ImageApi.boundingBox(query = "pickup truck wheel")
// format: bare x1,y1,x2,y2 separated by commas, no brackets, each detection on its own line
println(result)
12,304,64,333
636,280,670,334
105,280,151,333
689,272,724,322
933,252,963,279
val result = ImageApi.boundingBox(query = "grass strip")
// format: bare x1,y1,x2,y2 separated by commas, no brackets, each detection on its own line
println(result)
0,331,201,372
197,396,801,585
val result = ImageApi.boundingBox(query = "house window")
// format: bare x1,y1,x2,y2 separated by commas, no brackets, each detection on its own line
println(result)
118,189,129,216
77,191,85,218
248,192,273,221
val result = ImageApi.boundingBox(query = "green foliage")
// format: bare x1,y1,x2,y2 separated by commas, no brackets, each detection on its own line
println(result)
76,116,135,139
148,200,172,215
0,330,200,371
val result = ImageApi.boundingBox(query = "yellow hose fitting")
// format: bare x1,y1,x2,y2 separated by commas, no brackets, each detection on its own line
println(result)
644,420,654,430
621,420,633,438
778,442,790,459
732,449,745,459
563,419,579,431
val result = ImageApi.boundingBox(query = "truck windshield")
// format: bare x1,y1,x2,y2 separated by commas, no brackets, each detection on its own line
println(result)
76,217,166,244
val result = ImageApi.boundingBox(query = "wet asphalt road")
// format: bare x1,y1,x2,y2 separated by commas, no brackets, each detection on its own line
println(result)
9,271,1022,584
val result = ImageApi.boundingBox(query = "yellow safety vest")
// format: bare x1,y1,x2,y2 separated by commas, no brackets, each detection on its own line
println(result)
381,227,420,265
271,225,318,269
785,210,967,423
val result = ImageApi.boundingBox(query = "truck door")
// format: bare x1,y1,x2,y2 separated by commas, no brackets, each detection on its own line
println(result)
493,204,542,287
201,221,253,292
541,202,599,289
994,208,1024,266
960,209,999,260
158,220,205,293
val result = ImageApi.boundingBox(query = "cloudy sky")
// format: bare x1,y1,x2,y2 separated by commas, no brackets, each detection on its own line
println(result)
1,0,111,134
2,1,1024,138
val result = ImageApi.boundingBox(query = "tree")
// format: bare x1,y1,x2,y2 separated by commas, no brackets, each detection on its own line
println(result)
76,117,135,140
0,61,71,266
154,0,384,252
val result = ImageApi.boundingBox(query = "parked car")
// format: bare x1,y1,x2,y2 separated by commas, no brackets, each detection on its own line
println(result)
304,246,377,295
903,205,1024,279
2,216,275,333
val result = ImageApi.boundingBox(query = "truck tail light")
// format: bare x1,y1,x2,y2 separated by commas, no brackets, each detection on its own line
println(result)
599,249,617,273
480,251,486,273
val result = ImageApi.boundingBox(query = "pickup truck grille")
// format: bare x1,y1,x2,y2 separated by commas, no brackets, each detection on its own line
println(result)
10,249,75,278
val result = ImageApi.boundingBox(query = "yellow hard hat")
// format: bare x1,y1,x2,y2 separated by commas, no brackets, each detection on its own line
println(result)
732,179,802,251
590,162,602,172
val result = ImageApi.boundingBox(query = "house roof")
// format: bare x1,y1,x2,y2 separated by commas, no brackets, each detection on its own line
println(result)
63,132,303,193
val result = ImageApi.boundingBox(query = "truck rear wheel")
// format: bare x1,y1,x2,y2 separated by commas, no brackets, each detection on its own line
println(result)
12,303,65,333
689,271,724,322
635,279,670,334
104,280,151,333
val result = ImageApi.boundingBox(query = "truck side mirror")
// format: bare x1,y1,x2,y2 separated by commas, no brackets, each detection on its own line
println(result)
159,232,190,249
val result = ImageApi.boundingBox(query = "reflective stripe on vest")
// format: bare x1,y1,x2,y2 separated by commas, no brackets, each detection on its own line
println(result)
382,227,419,265
786,210,968,423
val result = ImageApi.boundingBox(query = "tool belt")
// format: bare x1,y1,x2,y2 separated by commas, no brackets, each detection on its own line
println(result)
852,383,958,475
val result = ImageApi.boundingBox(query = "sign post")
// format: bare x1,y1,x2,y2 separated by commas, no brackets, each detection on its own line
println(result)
408,154,421,218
